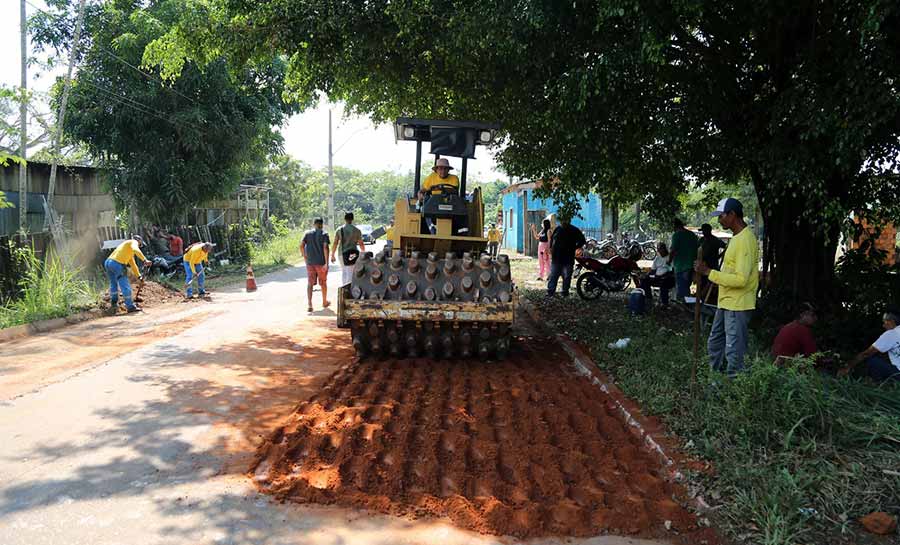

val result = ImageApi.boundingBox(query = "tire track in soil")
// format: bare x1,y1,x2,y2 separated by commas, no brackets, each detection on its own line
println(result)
250,338,712,541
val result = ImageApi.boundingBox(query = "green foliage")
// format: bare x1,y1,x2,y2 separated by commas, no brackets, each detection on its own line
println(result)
0,244,96,328
524,288,900,544
29,0,296,222
250,228,303,267
144,0,900,299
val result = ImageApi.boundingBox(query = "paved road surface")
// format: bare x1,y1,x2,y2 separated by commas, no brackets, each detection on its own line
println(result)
0,258,672,545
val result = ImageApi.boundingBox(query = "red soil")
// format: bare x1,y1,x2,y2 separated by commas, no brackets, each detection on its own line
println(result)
251,338,710,540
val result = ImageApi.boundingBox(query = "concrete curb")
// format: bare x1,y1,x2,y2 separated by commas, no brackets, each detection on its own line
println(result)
0,308,106,344
519,297,683,481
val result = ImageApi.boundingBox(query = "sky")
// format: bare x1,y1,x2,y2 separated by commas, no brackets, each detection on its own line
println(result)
0,0,507,181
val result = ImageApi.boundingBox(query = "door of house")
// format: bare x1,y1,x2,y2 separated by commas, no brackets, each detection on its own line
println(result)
525,209,546,257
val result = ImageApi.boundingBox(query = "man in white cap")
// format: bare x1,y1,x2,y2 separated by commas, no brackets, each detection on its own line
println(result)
694,197,759,376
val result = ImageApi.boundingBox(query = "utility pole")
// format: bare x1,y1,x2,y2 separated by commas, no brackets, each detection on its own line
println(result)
327,109,335,234
47,0,88,210
18,0,28,234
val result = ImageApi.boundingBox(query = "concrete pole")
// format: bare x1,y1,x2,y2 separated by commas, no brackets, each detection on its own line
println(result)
47,0,88,210
18,0,28,234
327,109,335,233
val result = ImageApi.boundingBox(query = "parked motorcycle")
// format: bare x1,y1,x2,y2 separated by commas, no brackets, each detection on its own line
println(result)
149,254,184,280
574,253,641,300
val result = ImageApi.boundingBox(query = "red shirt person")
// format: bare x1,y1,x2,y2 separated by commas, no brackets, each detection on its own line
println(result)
772,303,817,361
166,233,184,257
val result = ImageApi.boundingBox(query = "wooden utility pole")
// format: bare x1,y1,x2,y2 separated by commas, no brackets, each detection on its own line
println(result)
47,0,88,210
18,0,28,234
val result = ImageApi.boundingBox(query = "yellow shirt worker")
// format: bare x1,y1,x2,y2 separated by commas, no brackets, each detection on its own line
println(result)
105,236,150,313
695,198,758,376
183,242,215,298
421,158,459,195
486,224,502,257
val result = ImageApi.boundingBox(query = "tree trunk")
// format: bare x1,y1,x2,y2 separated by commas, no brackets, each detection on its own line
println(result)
754,179,841,303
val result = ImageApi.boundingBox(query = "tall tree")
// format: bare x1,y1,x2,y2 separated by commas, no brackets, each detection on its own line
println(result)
30,0,295,222
145,2,900,298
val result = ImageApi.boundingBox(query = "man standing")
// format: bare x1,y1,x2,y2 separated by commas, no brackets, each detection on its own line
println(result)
165,230,184,258
547,215,586,297
698,223,726,271
384,220,395,254
486,223,501,258
302,218,331,313
331,212,365,287
669,218,698,302
840,309,900,382
183,242,214,298
695,198,759,376
105,235,151,314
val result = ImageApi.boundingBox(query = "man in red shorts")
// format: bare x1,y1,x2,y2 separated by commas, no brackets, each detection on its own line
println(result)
301,218,331,313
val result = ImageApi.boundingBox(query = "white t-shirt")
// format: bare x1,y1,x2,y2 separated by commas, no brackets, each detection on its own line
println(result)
872,326,900,370
651,255,671,276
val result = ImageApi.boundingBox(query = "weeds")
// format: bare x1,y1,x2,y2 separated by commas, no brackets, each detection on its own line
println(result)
0,245,98,328
524,288,900,545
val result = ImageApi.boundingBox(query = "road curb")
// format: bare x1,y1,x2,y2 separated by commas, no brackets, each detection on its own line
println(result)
519,297,683,481
0,308,106,344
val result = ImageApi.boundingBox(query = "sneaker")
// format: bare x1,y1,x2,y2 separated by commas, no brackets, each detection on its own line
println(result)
126,306,143,313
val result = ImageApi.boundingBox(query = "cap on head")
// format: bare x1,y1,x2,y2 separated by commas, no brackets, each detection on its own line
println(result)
711,198,744,218
433,158,453,171
885,308,900,324
133,234,144,245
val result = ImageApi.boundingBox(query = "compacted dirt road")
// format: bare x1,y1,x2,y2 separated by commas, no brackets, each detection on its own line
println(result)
0,256,711,545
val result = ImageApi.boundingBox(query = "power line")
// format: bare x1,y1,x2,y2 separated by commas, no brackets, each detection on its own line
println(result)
23,0,200,105
77,78,207,133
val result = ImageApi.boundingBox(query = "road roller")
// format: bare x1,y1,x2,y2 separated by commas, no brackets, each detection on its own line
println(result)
337,118,516,359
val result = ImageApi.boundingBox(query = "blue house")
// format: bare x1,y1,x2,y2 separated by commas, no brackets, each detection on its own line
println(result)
499,180,606,256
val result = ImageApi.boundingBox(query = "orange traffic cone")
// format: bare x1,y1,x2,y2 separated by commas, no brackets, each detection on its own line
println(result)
246,263,258,292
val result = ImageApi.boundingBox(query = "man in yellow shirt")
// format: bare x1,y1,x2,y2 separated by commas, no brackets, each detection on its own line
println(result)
105,235,151,313
695,198,759,376
486,223,502,257
384,220,395,253
183,242,215,298
419,158,459,196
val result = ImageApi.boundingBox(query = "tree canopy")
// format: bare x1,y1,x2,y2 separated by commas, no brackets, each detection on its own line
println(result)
144,0,900,298
30,0,296,222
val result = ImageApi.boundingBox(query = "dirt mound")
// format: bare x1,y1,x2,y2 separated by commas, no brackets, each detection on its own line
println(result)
250,339,709,540
101,280,182,310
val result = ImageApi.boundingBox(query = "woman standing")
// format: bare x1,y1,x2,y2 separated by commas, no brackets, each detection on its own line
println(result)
531,219,553,280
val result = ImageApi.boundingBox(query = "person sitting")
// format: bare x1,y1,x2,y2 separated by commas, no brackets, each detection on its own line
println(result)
639,242,675,307
839,308,900,382
772,303,818,364
419,158,459,197
417,158,468,235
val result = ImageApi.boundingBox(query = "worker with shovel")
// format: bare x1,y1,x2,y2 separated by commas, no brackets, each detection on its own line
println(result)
105,235,152,314
183,242,215,299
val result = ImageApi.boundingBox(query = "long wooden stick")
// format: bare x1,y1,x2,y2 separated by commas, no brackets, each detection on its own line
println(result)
692,273,715,389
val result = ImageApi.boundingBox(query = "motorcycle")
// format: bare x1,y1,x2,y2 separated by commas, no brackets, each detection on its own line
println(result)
574,253,641,300
148,254,184,280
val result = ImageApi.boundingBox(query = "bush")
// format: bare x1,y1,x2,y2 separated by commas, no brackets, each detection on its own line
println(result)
0,245,96,328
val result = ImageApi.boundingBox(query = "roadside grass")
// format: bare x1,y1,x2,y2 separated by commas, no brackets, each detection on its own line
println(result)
0,247,101,329
513,257,900,545
158,229,304,292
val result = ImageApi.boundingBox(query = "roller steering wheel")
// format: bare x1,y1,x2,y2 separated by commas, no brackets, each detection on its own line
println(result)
429,183,459,195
